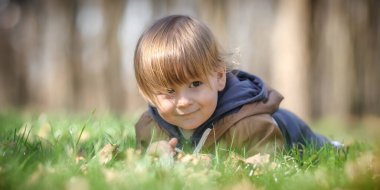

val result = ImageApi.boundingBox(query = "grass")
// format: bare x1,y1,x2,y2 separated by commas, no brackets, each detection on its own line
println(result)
0,111,379,190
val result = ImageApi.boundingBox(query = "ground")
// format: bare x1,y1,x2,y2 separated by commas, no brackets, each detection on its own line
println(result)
0,111,379,190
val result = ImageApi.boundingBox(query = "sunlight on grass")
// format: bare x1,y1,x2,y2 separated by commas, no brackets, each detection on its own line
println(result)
0,112,379,190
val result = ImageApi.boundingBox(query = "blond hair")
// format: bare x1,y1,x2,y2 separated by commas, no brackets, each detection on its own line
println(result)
134,15,227,104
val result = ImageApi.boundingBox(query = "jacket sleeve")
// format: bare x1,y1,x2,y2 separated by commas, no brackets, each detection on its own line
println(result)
220,114,285,156
134,111,170,151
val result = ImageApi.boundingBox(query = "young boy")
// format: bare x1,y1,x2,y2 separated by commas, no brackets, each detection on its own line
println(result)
133,15,336,157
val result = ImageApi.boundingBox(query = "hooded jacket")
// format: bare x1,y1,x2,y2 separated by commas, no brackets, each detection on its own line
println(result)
134,70,329,156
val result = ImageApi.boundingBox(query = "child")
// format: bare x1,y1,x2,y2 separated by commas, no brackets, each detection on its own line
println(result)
133,15,338,158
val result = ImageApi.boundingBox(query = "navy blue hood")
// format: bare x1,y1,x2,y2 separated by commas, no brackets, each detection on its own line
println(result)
149,70,269,147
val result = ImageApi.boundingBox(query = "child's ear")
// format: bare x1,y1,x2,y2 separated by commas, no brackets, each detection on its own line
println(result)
216,69,226,91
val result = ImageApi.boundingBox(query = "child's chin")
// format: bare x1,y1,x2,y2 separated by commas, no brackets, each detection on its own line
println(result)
180,123,200,131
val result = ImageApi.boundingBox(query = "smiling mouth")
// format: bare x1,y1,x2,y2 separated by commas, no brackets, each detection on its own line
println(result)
178,109,198,116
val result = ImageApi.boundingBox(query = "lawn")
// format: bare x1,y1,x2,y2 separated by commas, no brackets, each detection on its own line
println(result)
0,111,379,190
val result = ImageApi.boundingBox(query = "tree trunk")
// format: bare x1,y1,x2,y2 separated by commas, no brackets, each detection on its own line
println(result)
311,0,355,120
102,0,127,114
271,0,311,121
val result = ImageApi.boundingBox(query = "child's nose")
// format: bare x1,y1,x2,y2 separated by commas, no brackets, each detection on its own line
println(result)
176,92,193,107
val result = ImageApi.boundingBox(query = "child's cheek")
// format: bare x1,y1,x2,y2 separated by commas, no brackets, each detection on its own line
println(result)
156,99,176,115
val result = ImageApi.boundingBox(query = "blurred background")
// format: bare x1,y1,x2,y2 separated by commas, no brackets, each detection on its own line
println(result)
0,0,379,122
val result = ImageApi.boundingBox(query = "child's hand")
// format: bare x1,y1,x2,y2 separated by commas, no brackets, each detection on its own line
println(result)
146,138,178,158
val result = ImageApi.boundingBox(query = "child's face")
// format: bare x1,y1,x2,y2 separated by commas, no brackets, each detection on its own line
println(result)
153,70,226,131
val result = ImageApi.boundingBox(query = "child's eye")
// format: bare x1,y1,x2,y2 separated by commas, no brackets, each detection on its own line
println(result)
167,88,175,94
190,81,202,88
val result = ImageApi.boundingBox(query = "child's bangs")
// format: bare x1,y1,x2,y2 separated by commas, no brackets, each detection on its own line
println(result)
147,49,212,91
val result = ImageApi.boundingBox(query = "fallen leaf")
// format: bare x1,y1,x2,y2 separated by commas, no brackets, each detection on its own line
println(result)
245,153,270,165
99,144,118,164
197,154,213,166
177,154,213,167
178,154,193,163
224,152,245,167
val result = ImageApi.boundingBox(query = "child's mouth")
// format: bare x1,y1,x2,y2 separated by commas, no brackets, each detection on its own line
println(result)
177,109,199,116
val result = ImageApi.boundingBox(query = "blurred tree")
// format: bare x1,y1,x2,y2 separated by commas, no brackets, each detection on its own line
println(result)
101,0,127,113
271,0,311,120
351,0,380,116
310,0,380,119
0,0,36,110
311,0,354,119
69,0,127,113
0,0,379,119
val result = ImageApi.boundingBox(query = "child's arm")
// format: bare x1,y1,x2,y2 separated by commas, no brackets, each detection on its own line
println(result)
220,114,285,156
134,111,170,151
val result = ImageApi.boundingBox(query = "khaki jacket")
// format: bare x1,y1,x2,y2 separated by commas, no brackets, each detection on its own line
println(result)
134,88,285,156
